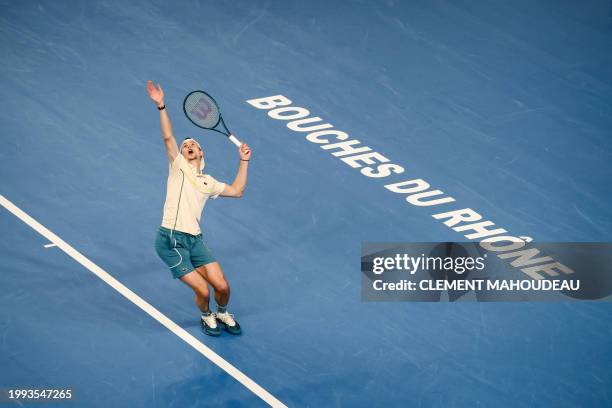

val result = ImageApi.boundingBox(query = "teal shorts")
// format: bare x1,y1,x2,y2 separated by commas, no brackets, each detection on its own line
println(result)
155,227,216,279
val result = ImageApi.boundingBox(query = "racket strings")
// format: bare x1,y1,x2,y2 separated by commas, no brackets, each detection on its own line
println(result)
184,92,221,129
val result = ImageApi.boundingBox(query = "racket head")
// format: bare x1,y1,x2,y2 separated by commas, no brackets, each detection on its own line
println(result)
183,90,223,131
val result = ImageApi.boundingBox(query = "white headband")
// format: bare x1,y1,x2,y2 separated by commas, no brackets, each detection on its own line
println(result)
180,138,205,172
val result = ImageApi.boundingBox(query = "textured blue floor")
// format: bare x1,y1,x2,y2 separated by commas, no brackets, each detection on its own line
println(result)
1,1,611,407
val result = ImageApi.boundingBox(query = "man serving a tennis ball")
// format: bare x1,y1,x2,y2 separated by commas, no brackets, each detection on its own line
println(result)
147,80,251,336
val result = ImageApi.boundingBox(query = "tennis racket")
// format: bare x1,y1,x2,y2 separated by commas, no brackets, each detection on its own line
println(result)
183,90,242,147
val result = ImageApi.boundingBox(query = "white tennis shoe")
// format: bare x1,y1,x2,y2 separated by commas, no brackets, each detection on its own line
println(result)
215,312,242,335
201,313,221,336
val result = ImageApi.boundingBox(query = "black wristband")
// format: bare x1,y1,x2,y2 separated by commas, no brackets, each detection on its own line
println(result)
241,159,250,162
157,104,166,111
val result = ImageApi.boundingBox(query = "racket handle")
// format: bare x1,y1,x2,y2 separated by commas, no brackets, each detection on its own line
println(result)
228,134,242,147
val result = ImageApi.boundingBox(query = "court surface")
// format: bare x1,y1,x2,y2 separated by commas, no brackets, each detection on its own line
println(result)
1,1,611,407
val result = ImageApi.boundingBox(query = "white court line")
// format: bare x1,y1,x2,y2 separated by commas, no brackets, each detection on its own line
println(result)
0,194,287,408
44,243,57,248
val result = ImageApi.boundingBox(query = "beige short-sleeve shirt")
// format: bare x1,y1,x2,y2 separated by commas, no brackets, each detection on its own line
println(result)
161,154,226,236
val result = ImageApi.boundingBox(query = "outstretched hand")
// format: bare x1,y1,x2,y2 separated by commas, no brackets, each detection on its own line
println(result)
147,80,164,106
239,143,252,161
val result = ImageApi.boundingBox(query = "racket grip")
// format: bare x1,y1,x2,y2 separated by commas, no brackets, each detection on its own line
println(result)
228,134,242,147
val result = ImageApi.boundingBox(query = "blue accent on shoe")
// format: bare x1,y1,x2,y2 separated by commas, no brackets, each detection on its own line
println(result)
200,318,221,337
217,318,242,335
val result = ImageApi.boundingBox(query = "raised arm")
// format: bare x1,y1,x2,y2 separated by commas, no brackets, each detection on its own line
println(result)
221,143,252,198
147,80,179,162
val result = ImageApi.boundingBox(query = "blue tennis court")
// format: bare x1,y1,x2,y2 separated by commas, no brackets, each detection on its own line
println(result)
1,1,611,406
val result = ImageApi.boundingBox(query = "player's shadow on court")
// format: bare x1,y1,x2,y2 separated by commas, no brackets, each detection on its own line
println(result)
174,317,202,328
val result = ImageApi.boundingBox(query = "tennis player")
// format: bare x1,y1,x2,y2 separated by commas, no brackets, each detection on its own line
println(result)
148,80,250,336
